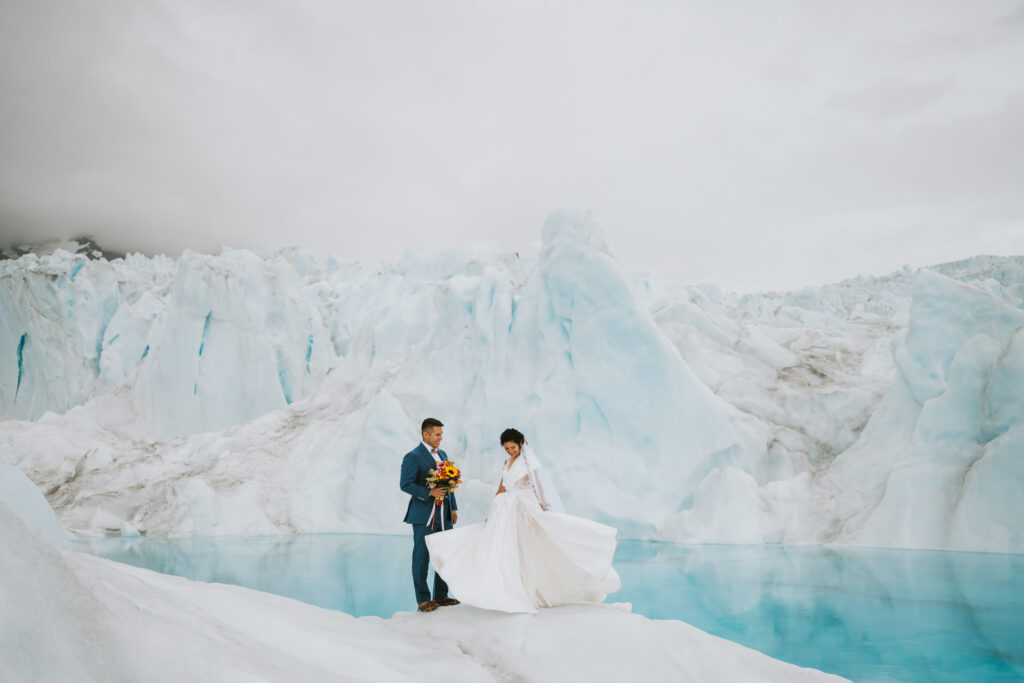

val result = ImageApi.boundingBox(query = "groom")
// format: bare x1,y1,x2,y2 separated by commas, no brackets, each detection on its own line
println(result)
400,417,459,612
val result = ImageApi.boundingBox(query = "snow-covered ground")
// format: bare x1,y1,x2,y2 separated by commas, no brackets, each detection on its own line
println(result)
0,499,845,682
2,209,1022,552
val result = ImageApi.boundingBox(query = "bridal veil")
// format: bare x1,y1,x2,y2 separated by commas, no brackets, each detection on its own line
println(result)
522,444,565,514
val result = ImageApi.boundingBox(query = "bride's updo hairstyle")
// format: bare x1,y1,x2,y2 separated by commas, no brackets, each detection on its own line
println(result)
500,428,525,446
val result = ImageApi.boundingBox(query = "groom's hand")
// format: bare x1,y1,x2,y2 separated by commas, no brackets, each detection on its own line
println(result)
429,486,445,498
452,511,458,524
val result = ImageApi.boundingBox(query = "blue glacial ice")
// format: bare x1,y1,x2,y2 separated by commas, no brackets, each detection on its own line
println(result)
1,210,1022,552
0,457,68,546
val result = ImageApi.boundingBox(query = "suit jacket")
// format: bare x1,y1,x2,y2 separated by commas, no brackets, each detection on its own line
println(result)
400,443,458,525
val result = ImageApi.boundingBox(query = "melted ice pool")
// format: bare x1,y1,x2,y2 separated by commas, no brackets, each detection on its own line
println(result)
74,535,1024,682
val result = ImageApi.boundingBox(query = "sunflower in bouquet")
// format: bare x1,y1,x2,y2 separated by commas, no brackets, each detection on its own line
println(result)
426,460,462,506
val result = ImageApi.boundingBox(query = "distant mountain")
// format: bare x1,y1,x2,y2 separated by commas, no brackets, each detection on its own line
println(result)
0,235,125,261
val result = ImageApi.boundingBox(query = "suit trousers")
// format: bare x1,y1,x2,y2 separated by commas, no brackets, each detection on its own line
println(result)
411,522,450,604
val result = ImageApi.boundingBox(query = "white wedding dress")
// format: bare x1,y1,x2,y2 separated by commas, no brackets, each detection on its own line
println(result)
424,453,621,613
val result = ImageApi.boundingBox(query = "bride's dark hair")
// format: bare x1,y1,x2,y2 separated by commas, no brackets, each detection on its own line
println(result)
500,428,525,445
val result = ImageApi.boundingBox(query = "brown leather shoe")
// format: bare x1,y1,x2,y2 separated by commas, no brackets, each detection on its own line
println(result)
435,598,460,607
417,600,438,612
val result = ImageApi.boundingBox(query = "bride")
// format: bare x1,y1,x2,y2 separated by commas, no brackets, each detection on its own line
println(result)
424,428,621,613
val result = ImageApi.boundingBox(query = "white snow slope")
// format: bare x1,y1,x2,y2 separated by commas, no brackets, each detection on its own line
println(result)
0,503,846,682
2,209,1023,552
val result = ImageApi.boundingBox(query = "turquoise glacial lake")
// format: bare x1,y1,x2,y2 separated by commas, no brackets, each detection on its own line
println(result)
74,535,1024,682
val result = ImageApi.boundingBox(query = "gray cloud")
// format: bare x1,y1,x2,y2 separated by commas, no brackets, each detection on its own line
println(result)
1,0,1022,291
828,78,957,119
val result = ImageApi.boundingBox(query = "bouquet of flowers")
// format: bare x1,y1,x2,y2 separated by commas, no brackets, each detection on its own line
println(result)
426,460,462,507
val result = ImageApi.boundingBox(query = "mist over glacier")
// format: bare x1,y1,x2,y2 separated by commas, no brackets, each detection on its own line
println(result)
2,210,1022,552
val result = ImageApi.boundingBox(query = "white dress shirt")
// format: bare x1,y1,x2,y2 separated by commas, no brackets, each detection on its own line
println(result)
422,442,442,465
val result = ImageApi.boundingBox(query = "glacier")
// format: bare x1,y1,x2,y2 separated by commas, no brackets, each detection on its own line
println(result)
1,209,1023,552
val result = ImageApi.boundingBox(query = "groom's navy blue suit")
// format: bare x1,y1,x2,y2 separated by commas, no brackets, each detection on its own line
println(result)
401,443,458,605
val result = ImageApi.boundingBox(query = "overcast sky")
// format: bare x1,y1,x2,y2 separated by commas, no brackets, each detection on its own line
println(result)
1,0,1022,291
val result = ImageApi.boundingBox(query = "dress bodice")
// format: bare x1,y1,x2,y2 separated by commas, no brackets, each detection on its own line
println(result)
501,456,537,500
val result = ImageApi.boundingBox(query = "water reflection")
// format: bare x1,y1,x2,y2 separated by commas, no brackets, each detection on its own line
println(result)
614,542,1024,683
74,536,1024,683
76,534,415,617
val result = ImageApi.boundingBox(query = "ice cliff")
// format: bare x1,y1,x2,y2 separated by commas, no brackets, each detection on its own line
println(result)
1,210,1022,551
